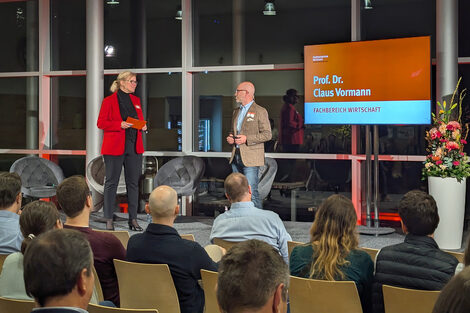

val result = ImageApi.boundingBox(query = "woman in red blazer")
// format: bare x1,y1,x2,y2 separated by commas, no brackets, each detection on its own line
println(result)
97,71,147,231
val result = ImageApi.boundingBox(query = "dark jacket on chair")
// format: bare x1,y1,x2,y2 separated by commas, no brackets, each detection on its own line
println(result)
372,234,458,313
126,223,218,313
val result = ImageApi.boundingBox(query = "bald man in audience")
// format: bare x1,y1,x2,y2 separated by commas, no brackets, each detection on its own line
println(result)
126,185,218,313
210,173,291,263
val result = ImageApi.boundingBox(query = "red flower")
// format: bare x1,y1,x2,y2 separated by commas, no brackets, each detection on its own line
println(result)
446,141,460,150
440,139,448,143
447,121,461,131
453,161,460,166
436,160,443,165
460,152,465,156
461,139,467,144
429,128,442,140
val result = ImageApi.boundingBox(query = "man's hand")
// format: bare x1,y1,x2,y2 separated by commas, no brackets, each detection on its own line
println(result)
142,124,148,131
226,135,235,145
234,134,247,145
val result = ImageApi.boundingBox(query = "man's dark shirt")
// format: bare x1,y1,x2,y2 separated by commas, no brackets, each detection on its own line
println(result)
64,224,126,306
126,223,218,313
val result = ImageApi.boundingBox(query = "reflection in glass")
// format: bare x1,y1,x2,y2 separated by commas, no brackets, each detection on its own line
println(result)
193,0,350,66
50,0,85,70
57,155,86,177
104,73,182,151
104,0,181,69
194,70,350,153
0,78,38,149
51,76,86,150
362,0,436,57
0,0,38,72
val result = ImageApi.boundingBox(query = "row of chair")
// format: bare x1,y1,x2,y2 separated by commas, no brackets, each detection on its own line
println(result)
0,297,159,313
0,254,446,313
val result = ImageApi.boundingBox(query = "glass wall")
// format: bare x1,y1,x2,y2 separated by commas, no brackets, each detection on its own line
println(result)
1,0,469,221
193,0,350,66
0,0,38,72
0,77,38,149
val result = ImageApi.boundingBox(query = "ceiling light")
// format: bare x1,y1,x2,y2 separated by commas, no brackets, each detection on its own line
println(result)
104,45,115,57
175,5,182,20
263,1,276,16
364,0,373,9
106,0,119,5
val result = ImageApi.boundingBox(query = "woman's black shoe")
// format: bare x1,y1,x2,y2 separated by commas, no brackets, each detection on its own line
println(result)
128,219,143,231
106,219,114,231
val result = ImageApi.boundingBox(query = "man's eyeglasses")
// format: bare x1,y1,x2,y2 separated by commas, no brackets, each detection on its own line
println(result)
235,89,248,93
128,80,138,85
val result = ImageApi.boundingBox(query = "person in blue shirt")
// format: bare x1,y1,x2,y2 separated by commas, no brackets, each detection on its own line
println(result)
0,172,23,254
210,172,291,263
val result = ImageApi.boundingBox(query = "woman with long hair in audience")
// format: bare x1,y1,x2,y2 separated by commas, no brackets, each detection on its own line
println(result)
432,266,470,313
0,200,62,299
290,194,373,312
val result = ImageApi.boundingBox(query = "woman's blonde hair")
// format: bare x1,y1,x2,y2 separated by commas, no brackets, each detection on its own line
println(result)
109,71,137,93
308,194,358,281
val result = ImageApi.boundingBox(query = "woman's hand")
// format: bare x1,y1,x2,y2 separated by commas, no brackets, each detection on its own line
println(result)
121,121,133,129
142,124,147,131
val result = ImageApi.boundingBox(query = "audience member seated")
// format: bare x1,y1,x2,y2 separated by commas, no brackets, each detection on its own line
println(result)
217,239,289,313
289,194,373,312
210,173,292,263
126,185,218,313
0,172,23,253
432,266,470,313
24,229,94,313
56,175,125,306
0,200,61,300
372,190,459,313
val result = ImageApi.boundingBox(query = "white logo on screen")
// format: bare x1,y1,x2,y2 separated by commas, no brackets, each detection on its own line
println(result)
312,55,328,62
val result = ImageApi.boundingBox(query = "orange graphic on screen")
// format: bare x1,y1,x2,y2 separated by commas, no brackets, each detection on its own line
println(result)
304,36,431,103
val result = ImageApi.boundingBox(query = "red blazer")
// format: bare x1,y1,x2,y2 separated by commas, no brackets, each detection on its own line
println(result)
97,92,145,155
279,103,304,145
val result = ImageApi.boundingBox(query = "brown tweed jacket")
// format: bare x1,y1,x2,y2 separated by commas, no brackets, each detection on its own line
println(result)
229,102,272,167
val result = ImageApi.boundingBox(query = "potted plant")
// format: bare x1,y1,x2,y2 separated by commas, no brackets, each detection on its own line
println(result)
423,78,469,249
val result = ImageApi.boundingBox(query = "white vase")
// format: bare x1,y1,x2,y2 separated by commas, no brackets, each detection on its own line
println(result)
428,176,466,250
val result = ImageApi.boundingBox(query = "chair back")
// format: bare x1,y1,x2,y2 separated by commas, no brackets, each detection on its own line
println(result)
204,245,225,263
289,276,363,313
444,250,464,263
0,254,8,274
359,247,380,262
0,296,35,313
10,156,65,198
113,260,180,313
87,155,127,195
287,241,303,258
382,284,440,313
88,303,158,313
180,234,195,241
200,270,219,313
92,266,104,302
258,157,278,201
95,230,130,249
154,156,205,196
212,238,238,251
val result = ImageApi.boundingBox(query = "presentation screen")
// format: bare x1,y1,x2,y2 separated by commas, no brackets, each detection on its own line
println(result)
304,36,431,125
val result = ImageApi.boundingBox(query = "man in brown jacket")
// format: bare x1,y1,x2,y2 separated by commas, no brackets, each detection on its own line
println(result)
227,81,271,209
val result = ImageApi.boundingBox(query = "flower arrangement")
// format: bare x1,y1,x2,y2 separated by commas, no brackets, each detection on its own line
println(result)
423,79,470,182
